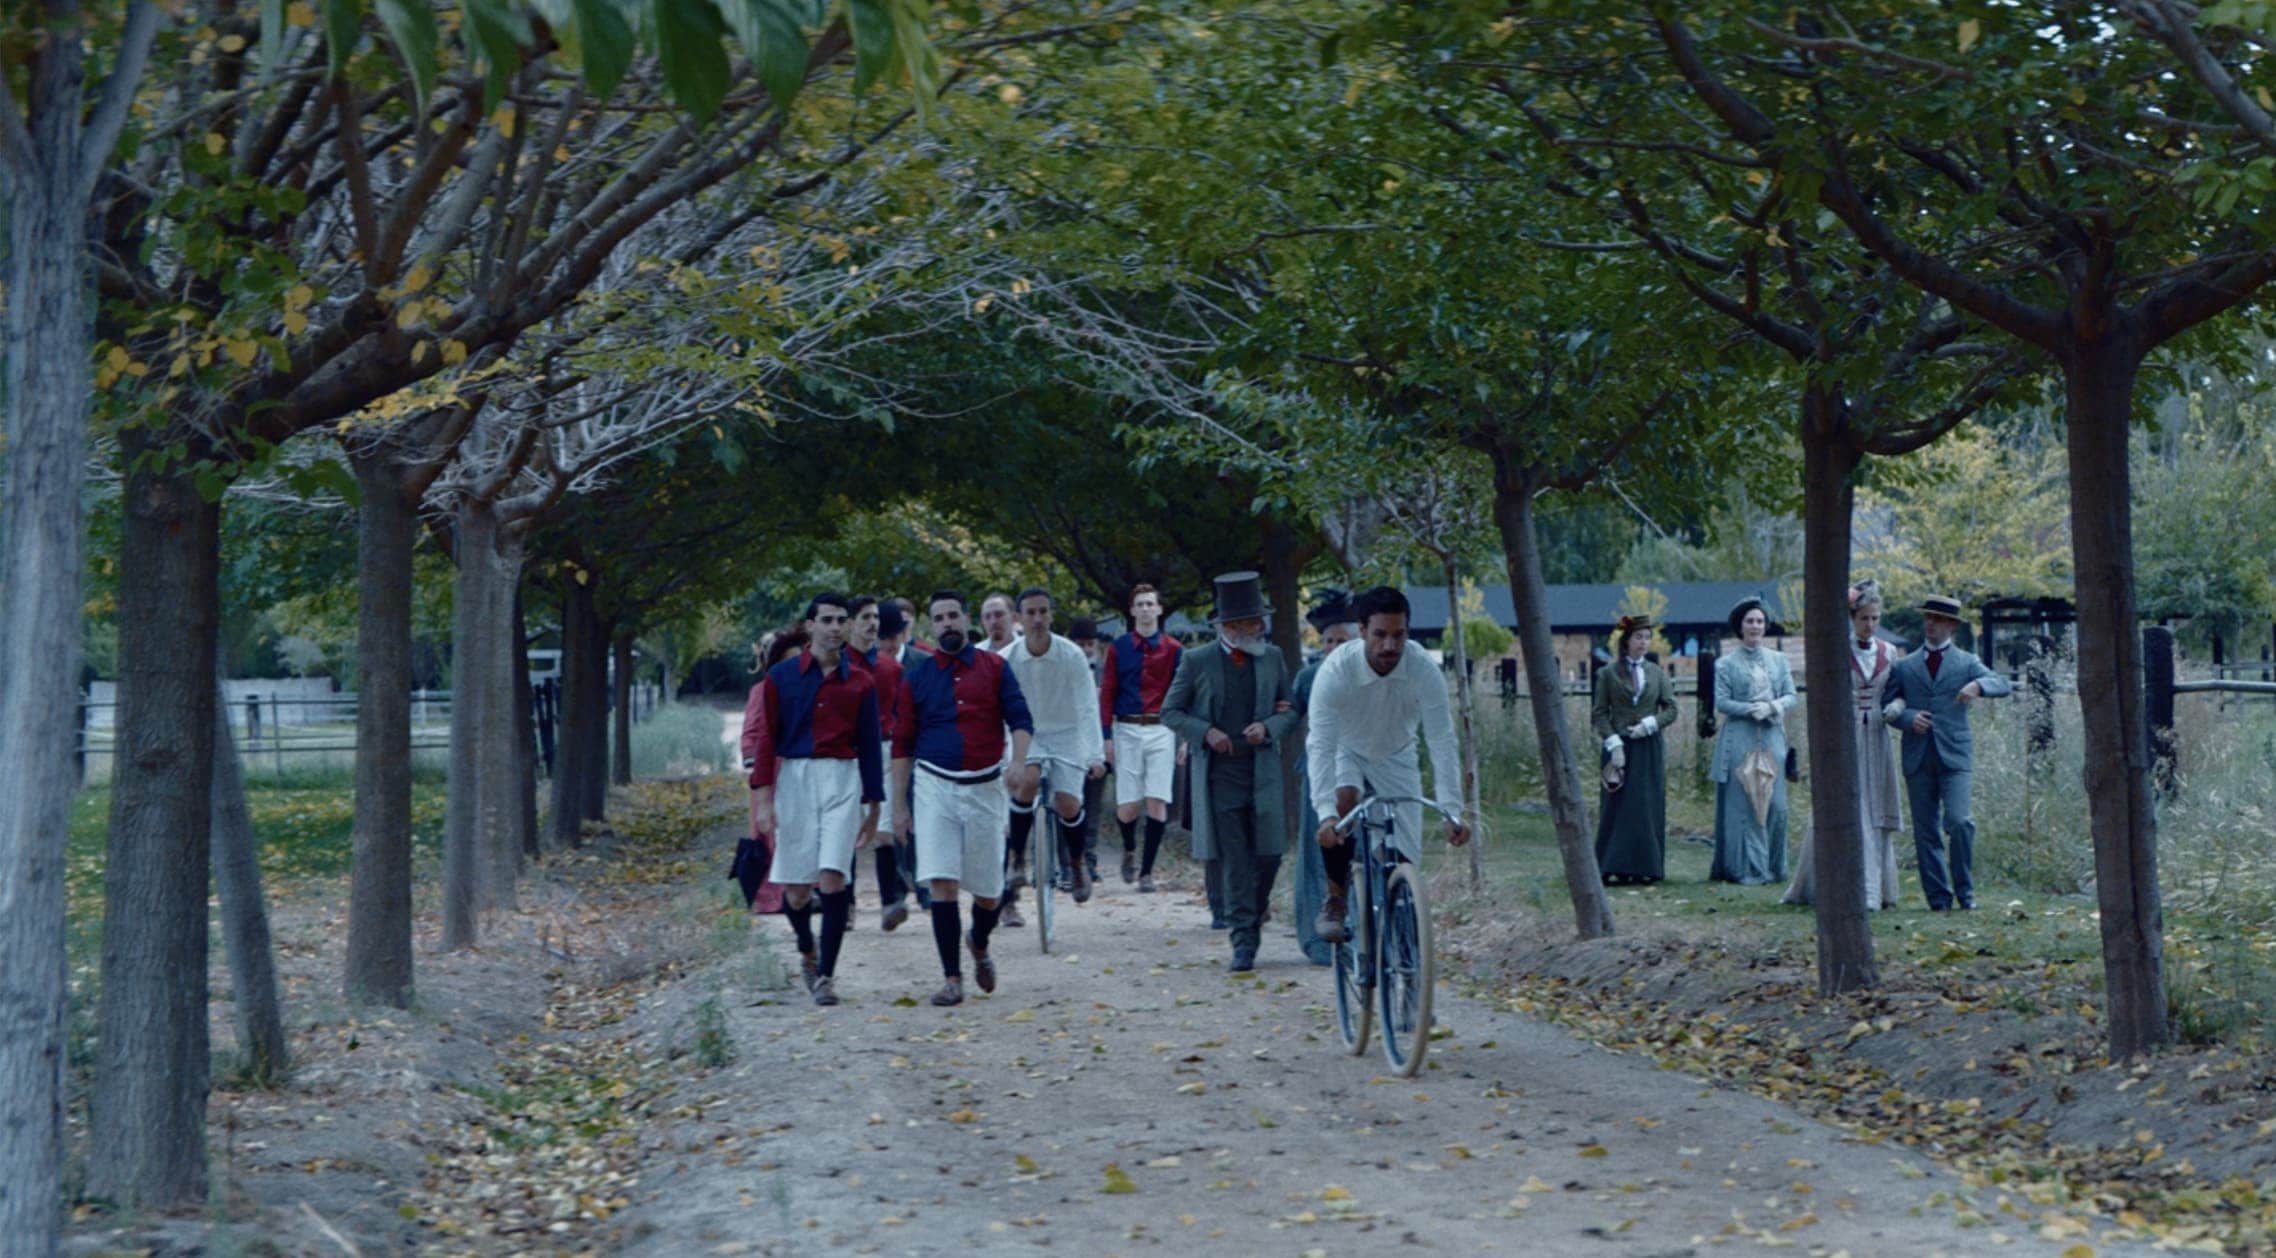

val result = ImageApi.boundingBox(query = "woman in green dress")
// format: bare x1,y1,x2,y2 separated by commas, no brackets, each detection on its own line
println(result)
1592,615,1679,884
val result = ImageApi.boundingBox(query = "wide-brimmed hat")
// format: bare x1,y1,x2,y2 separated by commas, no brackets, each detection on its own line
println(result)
1209,571,1272,625
1918,594,1966,621
1847,578,1883,612
1613,614,1653,639
1305,588,1353,631
1727,594,1768,637
1067,616,1099,643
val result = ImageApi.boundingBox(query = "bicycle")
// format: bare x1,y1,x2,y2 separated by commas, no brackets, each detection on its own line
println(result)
1327,793,1442,1077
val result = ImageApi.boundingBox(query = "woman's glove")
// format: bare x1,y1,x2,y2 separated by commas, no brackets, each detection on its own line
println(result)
1603,734,1623,755
1747,700,1774,722
1882,698,1907,721
1625,715,1659,739
1608,741,1626,770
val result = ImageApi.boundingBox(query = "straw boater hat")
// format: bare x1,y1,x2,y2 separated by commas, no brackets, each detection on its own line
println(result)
1726,594,1768,637
1208,571,1272,624
1918,594,1966,621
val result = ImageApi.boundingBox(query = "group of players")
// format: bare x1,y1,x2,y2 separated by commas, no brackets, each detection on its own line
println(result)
739,578,1469,1009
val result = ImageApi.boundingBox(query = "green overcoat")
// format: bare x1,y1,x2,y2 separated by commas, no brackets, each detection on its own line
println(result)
1161,642,1299,860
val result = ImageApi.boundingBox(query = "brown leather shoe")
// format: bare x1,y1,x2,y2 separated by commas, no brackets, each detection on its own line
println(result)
967,933,997,994
1315,896,1350,944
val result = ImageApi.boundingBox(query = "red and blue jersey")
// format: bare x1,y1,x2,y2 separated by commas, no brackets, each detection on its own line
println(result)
751,649,884,802
857,645,905,742
894,643,1034,772
1099,630,1182,735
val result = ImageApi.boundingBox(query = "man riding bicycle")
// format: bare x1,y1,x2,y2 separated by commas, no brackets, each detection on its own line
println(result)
1304,586,1471,943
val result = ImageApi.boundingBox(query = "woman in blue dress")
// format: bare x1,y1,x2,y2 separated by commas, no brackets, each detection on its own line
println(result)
1710,596,1795,884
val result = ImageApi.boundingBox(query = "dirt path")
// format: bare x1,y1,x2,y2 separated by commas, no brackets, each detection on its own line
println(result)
604,868,2153,1258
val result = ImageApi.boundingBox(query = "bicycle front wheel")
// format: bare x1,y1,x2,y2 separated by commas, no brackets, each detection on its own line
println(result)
1377,862,1434,1078
1333,867,1372,1055
1034,811,1055,954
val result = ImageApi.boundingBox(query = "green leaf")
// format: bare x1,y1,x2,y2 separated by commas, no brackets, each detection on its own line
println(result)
887,0,936,106
843,0,894,93
721,0,809,109
463,0,533,109
374,0,439,112
320,0,365,74
571,0,637,98
654,0,731,120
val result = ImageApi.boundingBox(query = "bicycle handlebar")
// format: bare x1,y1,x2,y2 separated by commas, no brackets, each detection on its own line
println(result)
1329,793,1458,836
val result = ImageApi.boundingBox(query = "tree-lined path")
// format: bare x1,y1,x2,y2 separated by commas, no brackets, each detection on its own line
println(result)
604,869,2147,1257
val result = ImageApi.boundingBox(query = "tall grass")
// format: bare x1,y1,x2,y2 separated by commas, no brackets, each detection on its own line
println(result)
630,702,734,779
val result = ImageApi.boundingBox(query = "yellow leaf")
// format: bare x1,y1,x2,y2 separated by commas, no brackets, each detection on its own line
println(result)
1957,18,1980,53
1518,1176,1555,1193
1101,1164,1138,1195
997,83,1023,105
492,105,517,138
218,33,247,53
1175,1082,1205,1095
2258,86,2274,112
945,1107,978,1124
1320,1185,1352,1202
1577,1144,1609,1158
1004,1008,1036,1023
287,1,315,26
224,338,258,367
204,132,226,156
286,284,314,310
411,340,429,365
2059,1246,2094,1258
106,346,130,371
402,262,432,293
1013,1154,1040,1173
283,311,309,336
441,339,467,365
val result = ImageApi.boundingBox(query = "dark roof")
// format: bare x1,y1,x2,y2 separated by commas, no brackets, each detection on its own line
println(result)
1402,582,1790,635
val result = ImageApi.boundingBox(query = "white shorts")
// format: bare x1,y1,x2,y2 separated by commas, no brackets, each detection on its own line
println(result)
914,767,1009,899
1022,734,1091,804
1113,721,1176,805
771,758,865,885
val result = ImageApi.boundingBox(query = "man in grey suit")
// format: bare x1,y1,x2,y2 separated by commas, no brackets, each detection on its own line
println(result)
1882,595,2012,910
1162,572,1300,973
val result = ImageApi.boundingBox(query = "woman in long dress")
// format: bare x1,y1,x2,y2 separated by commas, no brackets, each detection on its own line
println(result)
1710,597,1795,884
1592,615,1679,884
1783,580,1904,909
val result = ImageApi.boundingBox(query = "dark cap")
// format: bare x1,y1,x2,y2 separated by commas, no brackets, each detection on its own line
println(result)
877,602,908,638
1068,616,1099,643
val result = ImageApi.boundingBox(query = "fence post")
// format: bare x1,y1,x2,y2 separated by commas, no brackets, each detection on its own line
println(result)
2144,625,2179,798
75,683,90,788
246,693,262,745
536,678,557,777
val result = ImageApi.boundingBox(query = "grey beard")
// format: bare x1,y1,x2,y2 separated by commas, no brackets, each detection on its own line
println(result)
1221,633,1267,656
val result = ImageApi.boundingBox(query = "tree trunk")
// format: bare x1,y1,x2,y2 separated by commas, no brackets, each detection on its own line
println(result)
1439,551,1486,893
345,450,417,1004
550,576,606,847
1486,448,1615,938
2065,342,2167,1057
212,683,289,1083
514,588,540,859
612,629,635,787
444,499,523,945
89,445,219,1209
0,99,97,1249
1799,396,1877,994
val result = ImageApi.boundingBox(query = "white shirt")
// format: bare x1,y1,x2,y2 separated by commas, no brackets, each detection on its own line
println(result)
1304,639,1464,826
999,632,1106,765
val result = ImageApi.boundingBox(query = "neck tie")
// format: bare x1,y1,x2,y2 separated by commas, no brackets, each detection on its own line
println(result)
1927,647,1943,680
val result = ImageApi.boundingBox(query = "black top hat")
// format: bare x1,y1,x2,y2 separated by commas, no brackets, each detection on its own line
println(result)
1305,588,1353,631
1727,594,1768,638
877,602,908,638
1209,571,1272,624
1918,594,1966,621
1067,616,1099,642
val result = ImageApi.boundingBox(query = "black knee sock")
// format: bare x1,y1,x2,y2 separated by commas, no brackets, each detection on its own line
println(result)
1118,815,1137,853
1322,840,1353,896
929,900,962,978
1057,809,1086,872
817,889,853,977
970,901,1002,952
786,900,817,954
1141,816,1165,875
875,845,904,906
1008,799,1036,866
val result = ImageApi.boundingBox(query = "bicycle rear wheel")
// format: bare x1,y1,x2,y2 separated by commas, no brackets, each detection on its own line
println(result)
1034,804,1055,954
1333,862,1372,1055
1377,862,1434,1078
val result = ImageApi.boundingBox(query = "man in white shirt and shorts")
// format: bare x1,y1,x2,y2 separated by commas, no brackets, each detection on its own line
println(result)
999,587,1107,905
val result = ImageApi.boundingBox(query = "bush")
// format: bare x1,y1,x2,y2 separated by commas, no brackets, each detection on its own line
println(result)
631,702,735,778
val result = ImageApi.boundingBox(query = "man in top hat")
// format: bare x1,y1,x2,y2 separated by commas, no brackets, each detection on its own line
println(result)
1289,589,1358,965
1882,594,2012,910
1161,572,1300,972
